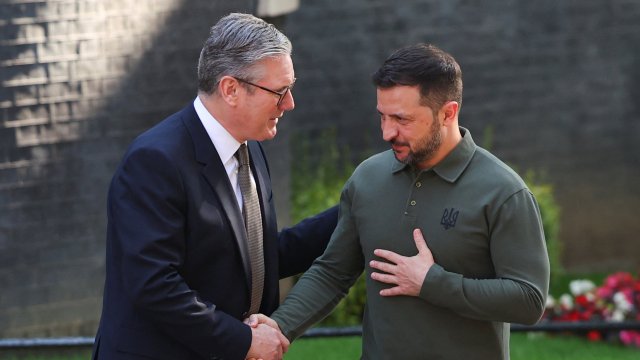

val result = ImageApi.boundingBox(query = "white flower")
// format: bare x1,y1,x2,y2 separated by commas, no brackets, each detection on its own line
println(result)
585,292,595,302
611,309,625,322
569,279,595,296
560,294,574,310
613,292,633,313
545,295,556,309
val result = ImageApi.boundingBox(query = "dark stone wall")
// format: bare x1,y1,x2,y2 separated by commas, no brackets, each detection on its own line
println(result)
284,0,640,272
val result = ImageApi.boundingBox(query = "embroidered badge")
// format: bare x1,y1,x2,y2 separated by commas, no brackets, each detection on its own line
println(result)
440,208,459,230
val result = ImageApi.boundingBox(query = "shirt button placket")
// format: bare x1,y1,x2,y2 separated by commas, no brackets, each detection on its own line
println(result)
406,177,422,214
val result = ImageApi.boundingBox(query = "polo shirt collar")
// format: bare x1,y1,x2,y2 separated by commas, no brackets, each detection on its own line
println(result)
391,127,477,183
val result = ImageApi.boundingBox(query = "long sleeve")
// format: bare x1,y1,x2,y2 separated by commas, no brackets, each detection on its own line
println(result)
272,184,363,340
419,189,550,325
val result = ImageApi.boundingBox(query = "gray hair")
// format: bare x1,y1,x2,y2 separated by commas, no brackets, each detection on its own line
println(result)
197,13,292,94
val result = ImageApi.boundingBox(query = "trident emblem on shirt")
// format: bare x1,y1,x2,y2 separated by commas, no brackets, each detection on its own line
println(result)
440,208,459,230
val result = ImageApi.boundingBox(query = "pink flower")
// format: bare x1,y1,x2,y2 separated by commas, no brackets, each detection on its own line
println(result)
546,272,640,348
604,272,633,290
620,330,634,346
620,330,640,348
596,286,613,299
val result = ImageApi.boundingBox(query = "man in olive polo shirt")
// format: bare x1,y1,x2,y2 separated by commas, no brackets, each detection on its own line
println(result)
249,43,550,359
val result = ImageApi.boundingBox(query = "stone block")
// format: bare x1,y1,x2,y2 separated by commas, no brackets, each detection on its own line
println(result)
13,85,39,106
47,61,70,81
73,58,108,80
0,43,37,66
38,82,79,102
0,2,39,20
47,20,73,40
78,38,100,58
4,104,50,125
37,41,77,62
2,63,47,87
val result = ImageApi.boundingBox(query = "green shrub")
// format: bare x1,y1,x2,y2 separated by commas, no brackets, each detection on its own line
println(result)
290,127,352,221
290,128,365,326
524,171,563,290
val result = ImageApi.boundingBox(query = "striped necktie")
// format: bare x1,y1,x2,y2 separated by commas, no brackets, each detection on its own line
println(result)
236,143,265,314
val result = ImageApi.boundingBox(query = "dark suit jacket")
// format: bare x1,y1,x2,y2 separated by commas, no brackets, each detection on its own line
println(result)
93,104,338,360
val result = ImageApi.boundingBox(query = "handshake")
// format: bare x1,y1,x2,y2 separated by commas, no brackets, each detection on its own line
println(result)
244,314,289,360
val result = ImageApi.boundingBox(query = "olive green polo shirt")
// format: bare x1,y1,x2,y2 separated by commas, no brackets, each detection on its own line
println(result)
273,128,550,360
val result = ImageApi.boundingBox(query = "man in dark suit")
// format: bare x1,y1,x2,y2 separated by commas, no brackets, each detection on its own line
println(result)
92,13,338,360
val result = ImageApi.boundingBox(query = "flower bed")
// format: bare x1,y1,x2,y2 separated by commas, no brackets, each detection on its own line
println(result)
544,272,640,348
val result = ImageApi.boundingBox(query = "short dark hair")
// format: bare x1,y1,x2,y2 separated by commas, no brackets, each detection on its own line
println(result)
372,43,463,110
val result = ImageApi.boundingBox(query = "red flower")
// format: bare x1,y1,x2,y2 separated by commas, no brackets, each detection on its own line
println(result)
575,294,590,307
587,330,602,342
545,272,640,348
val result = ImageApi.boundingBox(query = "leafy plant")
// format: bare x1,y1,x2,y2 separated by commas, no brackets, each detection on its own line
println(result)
290,127,365,326
290,127,352,222
524,170,563,289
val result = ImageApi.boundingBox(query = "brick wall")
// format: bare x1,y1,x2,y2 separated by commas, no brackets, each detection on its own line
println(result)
285,0,640,272
0,0,254,338
1,0,639,339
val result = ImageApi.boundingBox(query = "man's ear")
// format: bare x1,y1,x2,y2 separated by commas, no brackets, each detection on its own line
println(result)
218,76,241,106
440,101,459,125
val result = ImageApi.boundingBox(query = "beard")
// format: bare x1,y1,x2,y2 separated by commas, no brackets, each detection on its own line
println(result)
393,117,442,168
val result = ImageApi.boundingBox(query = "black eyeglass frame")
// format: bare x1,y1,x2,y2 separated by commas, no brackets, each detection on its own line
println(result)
235,77,295,107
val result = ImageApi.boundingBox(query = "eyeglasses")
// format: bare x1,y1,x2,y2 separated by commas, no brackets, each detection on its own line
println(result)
235,77,295,107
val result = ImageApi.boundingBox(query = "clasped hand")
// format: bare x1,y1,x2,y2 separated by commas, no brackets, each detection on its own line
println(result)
244,314,288,360
242,229,432,359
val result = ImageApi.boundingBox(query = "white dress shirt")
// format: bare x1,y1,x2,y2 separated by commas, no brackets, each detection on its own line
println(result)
193,96,249,211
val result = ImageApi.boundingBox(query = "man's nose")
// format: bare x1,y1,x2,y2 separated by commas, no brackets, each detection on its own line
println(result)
280,89,295,111
381,119,397,142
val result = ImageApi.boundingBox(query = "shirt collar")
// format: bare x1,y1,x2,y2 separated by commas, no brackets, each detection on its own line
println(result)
391,127,477,183
193,96,243,164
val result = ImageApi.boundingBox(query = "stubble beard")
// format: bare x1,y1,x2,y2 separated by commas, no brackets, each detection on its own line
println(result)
397,118,442,168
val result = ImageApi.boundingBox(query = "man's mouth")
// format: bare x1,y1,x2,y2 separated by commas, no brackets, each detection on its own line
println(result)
390,141,408,153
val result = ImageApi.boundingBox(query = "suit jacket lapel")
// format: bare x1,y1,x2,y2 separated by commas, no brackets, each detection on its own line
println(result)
181,104,252,288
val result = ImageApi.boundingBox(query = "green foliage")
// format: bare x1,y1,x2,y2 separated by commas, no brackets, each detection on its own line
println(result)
524,171,564,290
290,127,352,223
285,336,362,359
290,128,366,326
510,333,640,360
5,335,638,360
